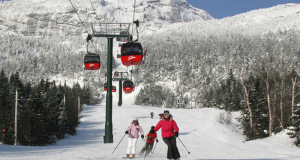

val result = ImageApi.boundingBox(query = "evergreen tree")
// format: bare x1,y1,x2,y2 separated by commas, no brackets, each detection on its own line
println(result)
0,70,10,144
238,76,269,140
28,86,47,145
289,104,300,146
18,82,32,145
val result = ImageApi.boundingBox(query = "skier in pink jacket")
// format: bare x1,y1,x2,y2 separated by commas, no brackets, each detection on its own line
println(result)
154,110,180,160
124,117,144,158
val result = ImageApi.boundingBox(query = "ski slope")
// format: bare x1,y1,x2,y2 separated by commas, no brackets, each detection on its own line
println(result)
1,40,300,160
1,94,300,160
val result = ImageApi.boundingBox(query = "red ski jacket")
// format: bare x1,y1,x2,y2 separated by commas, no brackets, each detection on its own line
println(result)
154,117,179,138
146,132,157,143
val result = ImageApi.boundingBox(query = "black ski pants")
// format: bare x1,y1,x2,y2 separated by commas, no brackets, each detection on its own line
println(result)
140,143,154,155
163,136,180,159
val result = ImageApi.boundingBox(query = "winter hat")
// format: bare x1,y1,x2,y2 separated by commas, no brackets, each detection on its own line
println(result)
151,126,155,130
163,110,170,116
133,117,138,122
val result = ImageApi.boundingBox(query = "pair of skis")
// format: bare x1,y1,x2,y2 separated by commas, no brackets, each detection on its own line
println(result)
123,139,158,159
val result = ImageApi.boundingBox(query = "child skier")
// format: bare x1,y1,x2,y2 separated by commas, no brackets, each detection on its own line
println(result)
139,126,158,156
124,118,144,159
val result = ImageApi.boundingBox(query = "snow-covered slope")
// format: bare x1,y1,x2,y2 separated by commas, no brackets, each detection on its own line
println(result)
0,93,299,160
155,3,300,37
217,3,300,34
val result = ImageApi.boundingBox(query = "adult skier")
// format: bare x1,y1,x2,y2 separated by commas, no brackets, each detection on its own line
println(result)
154,110,180,160
124,118,144,158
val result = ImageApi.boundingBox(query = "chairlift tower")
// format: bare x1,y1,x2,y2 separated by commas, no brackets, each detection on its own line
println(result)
113,71,129,107
91,22,131,143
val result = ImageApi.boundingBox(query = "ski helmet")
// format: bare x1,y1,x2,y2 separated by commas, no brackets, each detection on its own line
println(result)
133,117,138,121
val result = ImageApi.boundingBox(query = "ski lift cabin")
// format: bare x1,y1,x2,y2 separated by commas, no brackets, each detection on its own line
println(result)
104,83,107,91
123,80,134,93
112,86,116,92
121,42,143,66
84,53,100,70
104,83,116,92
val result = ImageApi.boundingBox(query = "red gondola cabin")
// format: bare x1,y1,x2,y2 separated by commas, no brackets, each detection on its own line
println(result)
84,53,100,70
112,86,116,92
121,42,143,66
104,83,116,92
104,83,107,91
123,80,134,94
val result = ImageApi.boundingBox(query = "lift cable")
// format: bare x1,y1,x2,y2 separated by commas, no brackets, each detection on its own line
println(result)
68,0,97,54
86,0,105,56
68,0,89,34
88,0,102,22
131,0,138,41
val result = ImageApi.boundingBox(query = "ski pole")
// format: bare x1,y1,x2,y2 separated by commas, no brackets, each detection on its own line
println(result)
142,138,146,143
177,137,190,154
144,150,147,160
112,133,126,154
151,141,158,153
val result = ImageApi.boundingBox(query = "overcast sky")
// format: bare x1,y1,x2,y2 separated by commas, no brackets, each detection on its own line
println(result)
186,0,300,19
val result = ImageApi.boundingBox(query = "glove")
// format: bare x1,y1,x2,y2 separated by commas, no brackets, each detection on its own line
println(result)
156,139,158,143
125,131,129,134
175,132,178,137
141,135,144,139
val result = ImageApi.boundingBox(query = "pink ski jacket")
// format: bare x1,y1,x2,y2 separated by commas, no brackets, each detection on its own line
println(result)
126,124,144,138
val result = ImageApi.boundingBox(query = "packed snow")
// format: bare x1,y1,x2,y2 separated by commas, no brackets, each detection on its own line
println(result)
0,92,300,159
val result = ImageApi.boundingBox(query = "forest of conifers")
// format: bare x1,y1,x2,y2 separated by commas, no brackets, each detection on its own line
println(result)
0,70,94,146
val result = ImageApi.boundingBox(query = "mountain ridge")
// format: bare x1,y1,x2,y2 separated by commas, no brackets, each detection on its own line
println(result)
0,0,213,37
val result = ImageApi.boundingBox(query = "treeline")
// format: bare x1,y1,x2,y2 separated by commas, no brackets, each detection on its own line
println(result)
0,70,94,146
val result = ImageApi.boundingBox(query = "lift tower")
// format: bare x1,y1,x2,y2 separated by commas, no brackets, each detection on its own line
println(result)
91,23,131,143
113,71,130,106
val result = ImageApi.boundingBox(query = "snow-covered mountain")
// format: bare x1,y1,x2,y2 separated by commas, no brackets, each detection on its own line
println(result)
155,3,300,37
0,0,213,37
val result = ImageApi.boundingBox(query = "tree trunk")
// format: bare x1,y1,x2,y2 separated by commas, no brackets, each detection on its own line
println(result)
266,82,272,136
241,81,253,129
280,76,285,128
292,77,297,118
